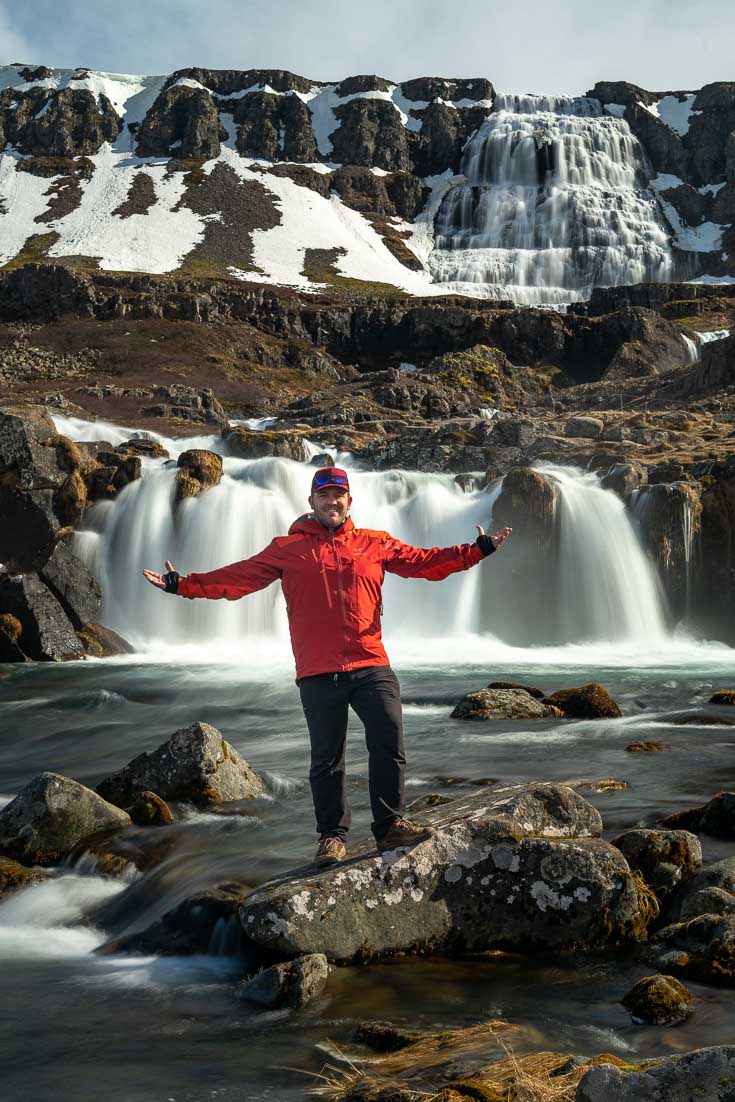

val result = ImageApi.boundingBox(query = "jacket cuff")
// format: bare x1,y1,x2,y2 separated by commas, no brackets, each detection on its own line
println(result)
476,534,496,558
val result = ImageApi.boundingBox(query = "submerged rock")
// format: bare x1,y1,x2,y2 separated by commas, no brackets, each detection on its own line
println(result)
451,687,560,720
96,721,266,807
710,689,735,705
239,953,329,1008
611,829,701,898
544,683,622,719
576,1045,735,1101
0,772,131,866
621,973,693,1025
238,783,653,964
625,741,670,752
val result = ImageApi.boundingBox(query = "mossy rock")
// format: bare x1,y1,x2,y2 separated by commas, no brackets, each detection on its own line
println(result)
544,683,622,719
128,790,174,826
710,689,735,705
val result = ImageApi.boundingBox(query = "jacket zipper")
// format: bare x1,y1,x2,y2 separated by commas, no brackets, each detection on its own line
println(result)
331,532,351,671
312,546,333,609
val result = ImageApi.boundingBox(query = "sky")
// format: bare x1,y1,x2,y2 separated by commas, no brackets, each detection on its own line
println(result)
1,0,733,93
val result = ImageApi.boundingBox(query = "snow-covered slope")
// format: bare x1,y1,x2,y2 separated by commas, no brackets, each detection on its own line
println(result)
0,64,733,299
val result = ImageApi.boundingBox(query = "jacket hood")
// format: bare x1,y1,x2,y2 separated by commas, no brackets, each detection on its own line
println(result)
288,514,355,538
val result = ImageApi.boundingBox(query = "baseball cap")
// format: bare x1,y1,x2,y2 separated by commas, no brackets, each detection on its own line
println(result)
311,467,350,492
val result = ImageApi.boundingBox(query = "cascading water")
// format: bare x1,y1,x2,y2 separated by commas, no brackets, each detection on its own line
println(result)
64,417,669,656
430,93,684,304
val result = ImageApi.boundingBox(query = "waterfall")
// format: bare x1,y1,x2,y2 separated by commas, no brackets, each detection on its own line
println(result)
429,94,680,304
62,417,670,655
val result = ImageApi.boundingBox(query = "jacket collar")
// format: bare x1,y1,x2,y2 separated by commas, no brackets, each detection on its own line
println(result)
288,514,355,539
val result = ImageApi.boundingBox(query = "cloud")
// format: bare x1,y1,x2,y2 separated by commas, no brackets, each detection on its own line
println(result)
2,0,734,91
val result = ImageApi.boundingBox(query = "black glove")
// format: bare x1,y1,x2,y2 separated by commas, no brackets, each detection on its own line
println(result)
476,534,496,557
163,570,181,593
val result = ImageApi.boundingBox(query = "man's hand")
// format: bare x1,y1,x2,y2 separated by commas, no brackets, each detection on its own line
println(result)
143,560,179,592
476,525,512,551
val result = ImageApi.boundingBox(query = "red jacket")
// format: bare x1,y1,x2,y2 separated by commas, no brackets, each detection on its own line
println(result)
177,515,485,678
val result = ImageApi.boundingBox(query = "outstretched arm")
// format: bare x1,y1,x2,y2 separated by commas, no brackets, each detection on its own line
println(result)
383,526,512,581
142,542,285,601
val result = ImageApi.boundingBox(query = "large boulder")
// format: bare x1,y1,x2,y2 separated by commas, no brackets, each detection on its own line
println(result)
239,953,329,1008
660,793,735,839
238,783,653,964
0,573,84,661
681,887,735,921
39,540,101,629
0,407,67,569
544,683,622,719
450,687,560,720
664,856,735,923
0,773,131,866
96,721,266,807
576,1045,735,1101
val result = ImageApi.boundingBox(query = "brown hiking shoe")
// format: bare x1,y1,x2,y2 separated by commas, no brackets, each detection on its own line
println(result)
314,835,347,867
378,818,435,852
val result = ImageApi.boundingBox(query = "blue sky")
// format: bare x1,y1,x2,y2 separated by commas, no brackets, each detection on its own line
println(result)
1,0,732,92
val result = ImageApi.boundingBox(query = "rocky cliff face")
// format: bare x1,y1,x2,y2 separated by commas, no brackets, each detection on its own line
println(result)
0,65,733,292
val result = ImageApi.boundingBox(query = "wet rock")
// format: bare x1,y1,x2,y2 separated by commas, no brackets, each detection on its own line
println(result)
0,612,27,662
487,680,546,700
698,792,735,838
664,856,735,923
128,791,174,826
38,540,101,629
710,689,735,705
238,783,653,963
0,406,68,569
632,482,702,622
100,883,252,956
96,721,266,807
565,415,603,439
450,688,560,721
621,973,693,1025
544,683,622,719
600,462,646,500
0,856,51,899
224,427,307,461
0,574,84,661
239,953,329,1008
577,1045,735,1101
353,1021,422,1053
680,887,735,921
0,772,131,866
625,741,670,752
119,439,169,460
175,449,223,503
643,913,735,985
75,622,135,657
611,829,701,898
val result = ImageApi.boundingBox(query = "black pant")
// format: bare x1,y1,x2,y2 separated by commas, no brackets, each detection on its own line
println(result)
298,665,405,843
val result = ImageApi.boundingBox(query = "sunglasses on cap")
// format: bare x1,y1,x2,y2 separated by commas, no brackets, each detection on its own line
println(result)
311,468,350,490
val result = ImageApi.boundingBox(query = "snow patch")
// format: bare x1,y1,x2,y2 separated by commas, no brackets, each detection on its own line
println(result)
699,181,726,197
655,93,699,136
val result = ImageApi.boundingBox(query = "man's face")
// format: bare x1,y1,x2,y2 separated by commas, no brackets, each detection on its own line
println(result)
309,486,351,529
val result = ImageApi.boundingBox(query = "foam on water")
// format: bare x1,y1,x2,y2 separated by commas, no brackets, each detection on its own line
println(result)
0,874,124,960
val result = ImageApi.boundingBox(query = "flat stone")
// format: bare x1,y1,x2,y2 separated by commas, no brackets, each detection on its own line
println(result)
238,783,653,964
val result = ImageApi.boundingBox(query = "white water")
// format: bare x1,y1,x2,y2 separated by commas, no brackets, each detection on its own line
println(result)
53,414,684,662
430,94,680,304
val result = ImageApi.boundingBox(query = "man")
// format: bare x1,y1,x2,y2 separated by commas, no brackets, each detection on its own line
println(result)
144,466,511,866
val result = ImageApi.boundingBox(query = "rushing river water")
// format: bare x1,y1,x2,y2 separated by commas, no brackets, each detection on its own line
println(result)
2,419,735,1100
